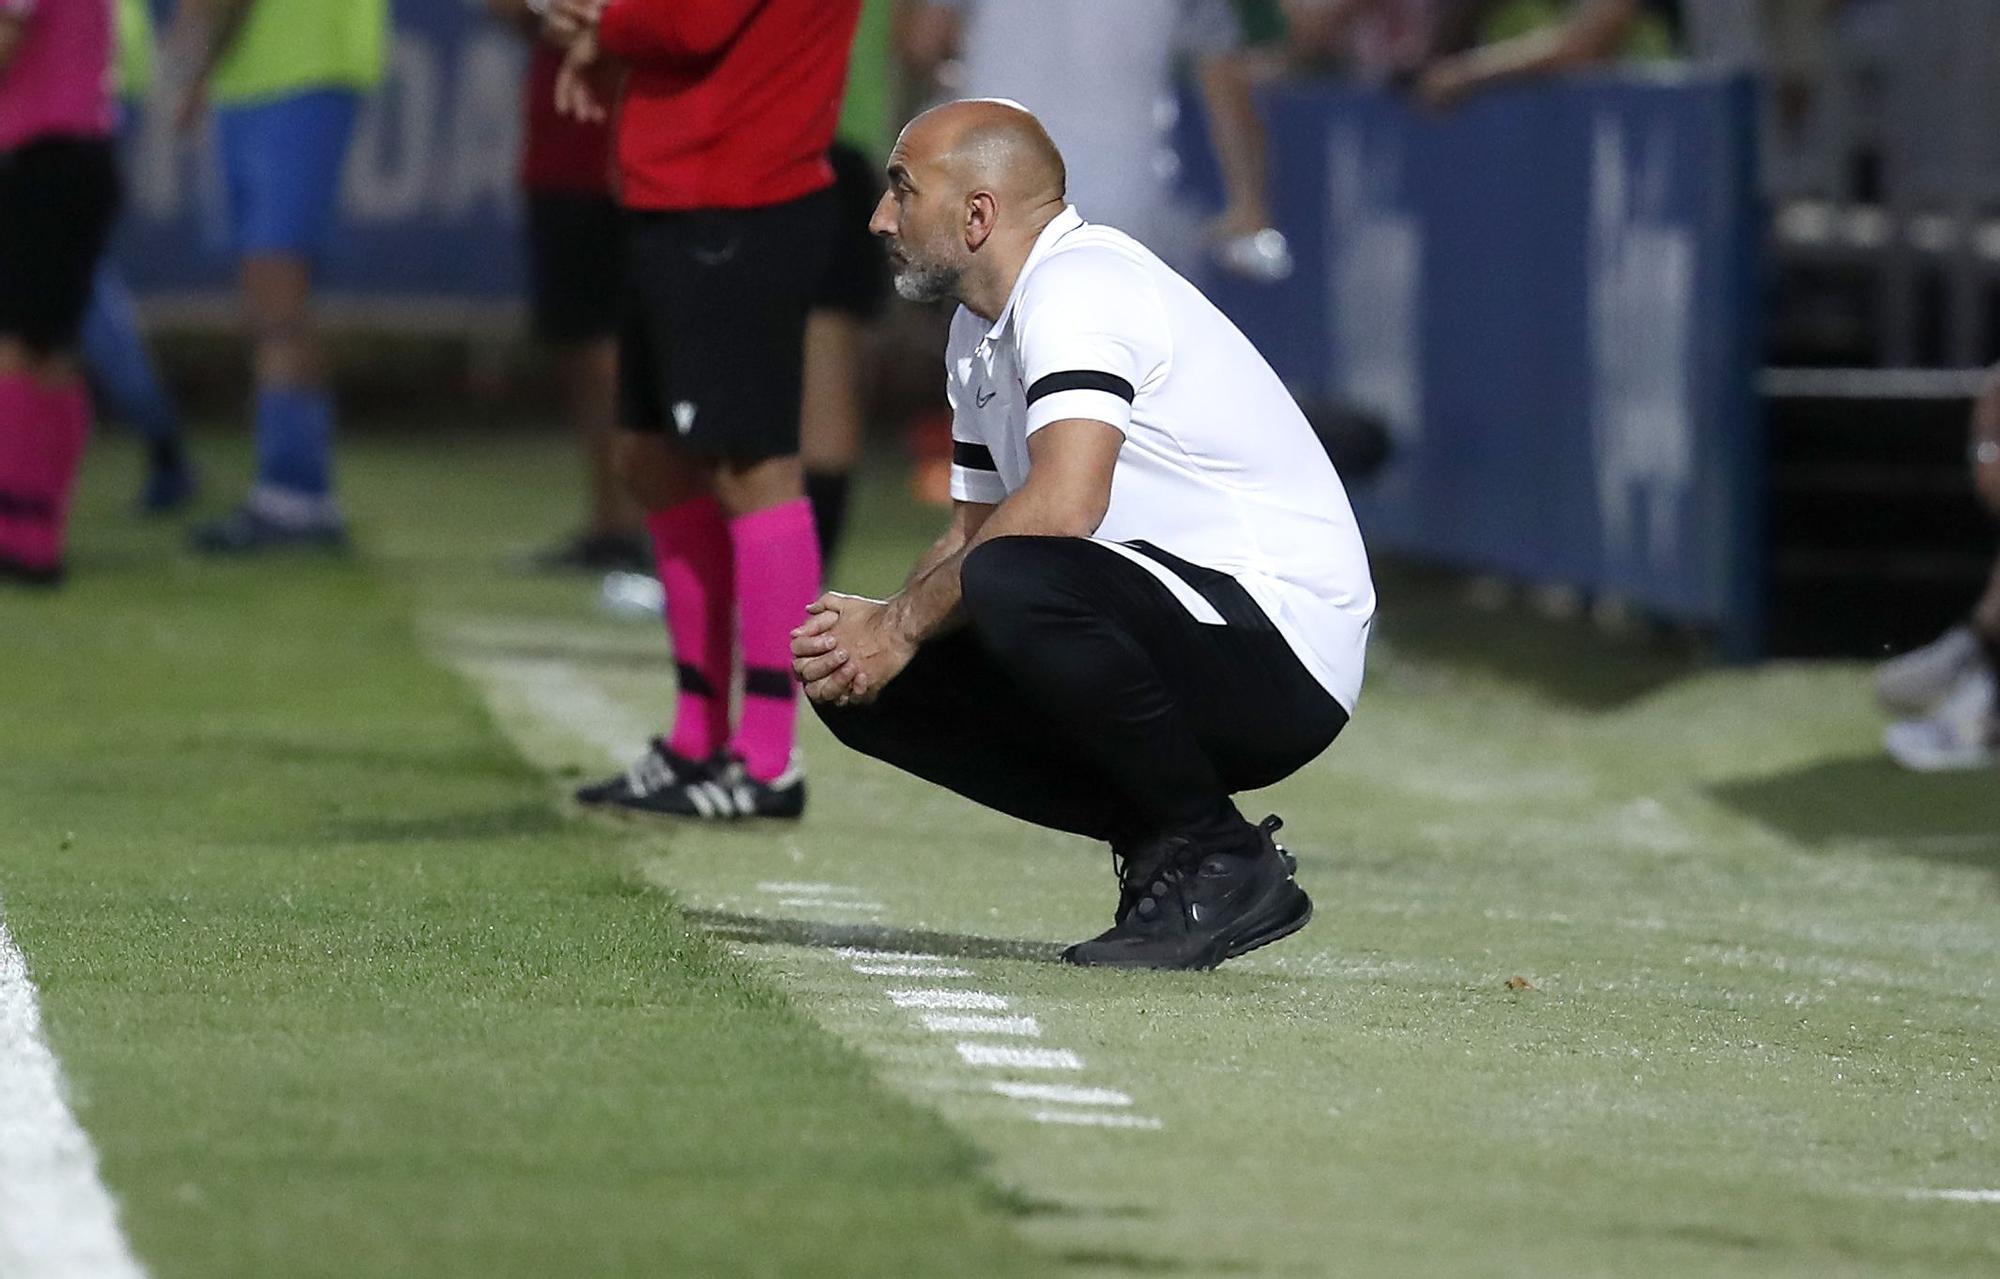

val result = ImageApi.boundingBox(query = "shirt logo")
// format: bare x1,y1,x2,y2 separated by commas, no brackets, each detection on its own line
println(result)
974,386,998,408
672,401,698,435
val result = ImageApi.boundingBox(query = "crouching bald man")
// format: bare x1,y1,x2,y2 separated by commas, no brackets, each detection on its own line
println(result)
792,100,1375,970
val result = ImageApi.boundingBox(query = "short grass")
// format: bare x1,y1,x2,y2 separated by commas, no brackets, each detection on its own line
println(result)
6,424,2000,1278
0,434,1039,1278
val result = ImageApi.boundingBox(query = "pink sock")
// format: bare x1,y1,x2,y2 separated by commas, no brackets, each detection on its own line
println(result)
0,375,87,572
647,496,735,760
0,374,36,565
728,497,822,782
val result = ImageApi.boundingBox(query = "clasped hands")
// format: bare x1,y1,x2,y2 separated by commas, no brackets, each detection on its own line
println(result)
545,0,614,123
790,594,916,708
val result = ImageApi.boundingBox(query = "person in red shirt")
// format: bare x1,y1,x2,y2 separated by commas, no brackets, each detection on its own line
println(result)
488,1,646,573
547,0,863,820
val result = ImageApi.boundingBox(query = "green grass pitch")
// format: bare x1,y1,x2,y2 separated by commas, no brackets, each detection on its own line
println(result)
2,426,1997,1277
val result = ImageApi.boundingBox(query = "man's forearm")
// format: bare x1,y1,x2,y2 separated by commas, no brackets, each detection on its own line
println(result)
883,481,1103,648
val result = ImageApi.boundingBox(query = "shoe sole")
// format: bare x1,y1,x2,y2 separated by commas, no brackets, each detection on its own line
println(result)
1211,883,1313,967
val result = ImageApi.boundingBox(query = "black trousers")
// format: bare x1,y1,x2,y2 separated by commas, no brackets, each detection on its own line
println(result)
815,536,1349,847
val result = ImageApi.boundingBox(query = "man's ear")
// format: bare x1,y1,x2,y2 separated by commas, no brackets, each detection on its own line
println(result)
964,191,998,251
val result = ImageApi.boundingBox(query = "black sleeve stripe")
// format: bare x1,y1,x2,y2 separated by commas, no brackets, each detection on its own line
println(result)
952,440,999,472
1025,370,1136,406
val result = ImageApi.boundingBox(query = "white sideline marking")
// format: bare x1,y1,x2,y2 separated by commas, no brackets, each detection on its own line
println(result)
0,912,147,1279
888,989,1009,1011
837,949,945,963
776,897,884,913
853,963,972,978
956,1043,1082,1071
991,1082,1134,1107
758,882,854,897
1030,1110,1164,1131
1908,1189,2000,1204
922,1014,1040,1037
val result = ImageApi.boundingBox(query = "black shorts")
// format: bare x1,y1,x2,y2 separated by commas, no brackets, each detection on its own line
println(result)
813,142,890,322
525,189,624,344
0,136,121,354
618,187,835,461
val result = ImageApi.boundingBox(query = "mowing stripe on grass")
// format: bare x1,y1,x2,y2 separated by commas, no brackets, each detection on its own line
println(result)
0,912,146,1279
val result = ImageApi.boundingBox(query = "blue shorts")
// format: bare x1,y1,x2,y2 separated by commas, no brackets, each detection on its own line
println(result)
214,88,360,259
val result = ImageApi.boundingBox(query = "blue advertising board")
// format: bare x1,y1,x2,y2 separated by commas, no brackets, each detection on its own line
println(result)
1185,76,1764,656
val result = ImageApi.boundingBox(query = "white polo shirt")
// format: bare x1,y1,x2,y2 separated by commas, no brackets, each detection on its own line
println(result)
947,206,1376,712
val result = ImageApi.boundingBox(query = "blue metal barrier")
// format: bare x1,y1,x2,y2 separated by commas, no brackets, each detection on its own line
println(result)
1187,76,1764,657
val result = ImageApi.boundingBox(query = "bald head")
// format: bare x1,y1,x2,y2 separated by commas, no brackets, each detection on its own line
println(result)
873,100,1071,314
900,99,1066,209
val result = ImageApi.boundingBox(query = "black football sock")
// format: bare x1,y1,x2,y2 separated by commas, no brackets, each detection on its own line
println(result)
805,468,851,568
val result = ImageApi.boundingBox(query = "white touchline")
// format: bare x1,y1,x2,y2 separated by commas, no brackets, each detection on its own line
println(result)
1030,1110,1164,1131
1907,1189,2000,1204
758,882,856,897
921,1014,1040,1037
837,949,946,963
852,964,973,978
956,1043,1082,1071
887,989,1009,1011
990,1082,1133,1107
0,911,147,1279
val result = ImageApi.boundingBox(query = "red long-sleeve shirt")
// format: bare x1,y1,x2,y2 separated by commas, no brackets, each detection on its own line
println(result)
597,0,862,212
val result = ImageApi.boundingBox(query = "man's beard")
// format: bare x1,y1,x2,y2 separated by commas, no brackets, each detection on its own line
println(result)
891,252,962,304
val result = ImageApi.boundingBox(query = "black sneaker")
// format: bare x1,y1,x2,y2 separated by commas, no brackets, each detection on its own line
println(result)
190,503,348,555
530,531,653,575
1064,816,1311,970
654,754,805,821
575,739,717,808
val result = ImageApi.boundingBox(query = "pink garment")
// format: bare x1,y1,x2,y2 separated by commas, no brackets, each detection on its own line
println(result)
0,0,116,151
0,374,90,570
647,497,736,760
728,498,820,783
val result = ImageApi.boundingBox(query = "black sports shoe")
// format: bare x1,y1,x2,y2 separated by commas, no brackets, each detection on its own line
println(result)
575,739,717,808
529,531,653,575
687,754,807,820
1064,816,1311,970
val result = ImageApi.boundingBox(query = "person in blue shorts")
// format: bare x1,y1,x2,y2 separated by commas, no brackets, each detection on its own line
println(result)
162,0,386,553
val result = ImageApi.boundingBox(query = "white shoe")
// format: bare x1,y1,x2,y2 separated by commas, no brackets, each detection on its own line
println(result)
1876,625,1983,717
1884,666,1997,772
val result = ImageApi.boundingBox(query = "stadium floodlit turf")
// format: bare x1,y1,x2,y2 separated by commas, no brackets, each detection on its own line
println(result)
4,426,1999,1277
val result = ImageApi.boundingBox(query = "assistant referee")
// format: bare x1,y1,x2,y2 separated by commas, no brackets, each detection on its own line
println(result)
793,100,1376,971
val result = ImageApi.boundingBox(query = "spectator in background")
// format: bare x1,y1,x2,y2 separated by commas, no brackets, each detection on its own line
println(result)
550,0,863,821
1416,0,1680,108
0,0,121,587
162,0,388,555
84,0,195,517
489,0,648,576
1281,0,1439,82
1878,372,2000,773
897,0,1282,271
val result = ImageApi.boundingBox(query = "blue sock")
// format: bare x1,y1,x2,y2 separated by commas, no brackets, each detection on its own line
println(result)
254,386,334,498
81,268,183,452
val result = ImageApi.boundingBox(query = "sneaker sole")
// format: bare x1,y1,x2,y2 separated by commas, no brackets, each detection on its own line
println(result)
1206,882,1314,969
